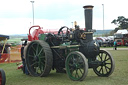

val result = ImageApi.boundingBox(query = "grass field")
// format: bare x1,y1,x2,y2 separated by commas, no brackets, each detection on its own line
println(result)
0,50,128,85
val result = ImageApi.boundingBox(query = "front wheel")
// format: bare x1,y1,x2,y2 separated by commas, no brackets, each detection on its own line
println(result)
93,50,115,77
65,51,88,81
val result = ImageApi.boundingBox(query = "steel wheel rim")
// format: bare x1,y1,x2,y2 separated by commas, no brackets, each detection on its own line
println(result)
26,41,46,76
93,50,114,76
66,52,87,81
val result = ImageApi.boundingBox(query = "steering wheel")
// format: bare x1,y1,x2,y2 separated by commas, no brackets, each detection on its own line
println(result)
58,26,69,37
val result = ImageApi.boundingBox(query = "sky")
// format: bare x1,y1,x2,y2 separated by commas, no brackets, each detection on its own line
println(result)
0,0,128,35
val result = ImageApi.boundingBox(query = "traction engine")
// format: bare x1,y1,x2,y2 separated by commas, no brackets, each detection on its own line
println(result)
21,5,115,81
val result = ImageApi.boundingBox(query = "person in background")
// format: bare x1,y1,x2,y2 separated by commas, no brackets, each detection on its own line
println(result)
20,40,29,75
7,43,11,62
114,40,117,50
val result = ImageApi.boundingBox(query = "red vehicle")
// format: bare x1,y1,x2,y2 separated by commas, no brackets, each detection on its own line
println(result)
114,29,128,46
0,34,9,85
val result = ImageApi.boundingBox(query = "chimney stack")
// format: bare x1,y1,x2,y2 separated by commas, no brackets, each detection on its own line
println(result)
83,5,94,41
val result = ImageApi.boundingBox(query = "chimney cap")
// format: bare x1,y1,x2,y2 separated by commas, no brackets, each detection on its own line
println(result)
83,5,94,9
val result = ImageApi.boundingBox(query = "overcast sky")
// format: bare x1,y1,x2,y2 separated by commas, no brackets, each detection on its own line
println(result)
0,0,128,35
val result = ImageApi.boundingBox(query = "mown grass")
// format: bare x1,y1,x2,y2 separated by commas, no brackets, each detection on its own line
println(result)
0,50,128,85
101,46,128,48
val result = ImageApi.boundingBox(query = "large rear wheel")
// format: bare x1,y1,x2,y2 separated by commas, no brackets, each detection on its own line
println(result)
65,51,88,81
25,40,53,77
93,50,115,77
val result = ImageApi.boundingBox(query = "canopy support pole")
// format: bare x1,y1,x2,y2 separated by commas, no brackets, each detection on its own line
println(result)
1,38,7,54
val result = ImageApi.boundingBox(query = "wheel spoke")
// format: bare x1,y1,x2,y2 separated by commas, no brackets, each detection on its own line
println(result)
78,68,83,74
104,54,107,61
30,47,36,57
69,68,74,75
72,55,75,64
100,53,103,61
101,66,104,74
68,63,73,67
40,62,45,71
36,67,40,74
75,69,77,78
31,45,36,52
105,63,111,64
36,43,39,55
98,66,102,73
104,58,110,62
75,69,79,78
32,58,36,62
30,61,38,67
79,63,83,67
105,66,108,73
76,56,80,64
28,54,34,58
37,48,43,56
105,65,111,70
98,53,102,61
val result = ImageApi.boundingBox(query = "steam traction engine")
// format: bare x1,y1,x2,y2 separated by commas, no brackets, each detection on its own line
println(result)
22,5,115,81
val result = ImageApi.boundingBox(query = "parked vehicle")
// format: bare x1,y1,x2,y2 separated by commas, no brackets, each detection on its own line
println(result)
114,29,128,46
95,37,114,47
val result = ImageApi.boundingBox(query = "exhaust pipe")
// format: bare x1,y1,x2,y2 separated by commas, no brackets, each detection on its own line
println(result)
83,5,94,41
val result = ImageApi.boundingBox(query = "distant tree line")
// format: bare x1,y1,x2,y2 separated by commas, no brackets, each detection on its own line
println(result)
110,16,128,35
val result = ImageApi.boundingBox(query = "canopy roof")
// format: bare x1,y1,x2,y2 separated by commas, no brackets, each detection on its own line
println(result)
0,34,9,41
116,29,128,34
